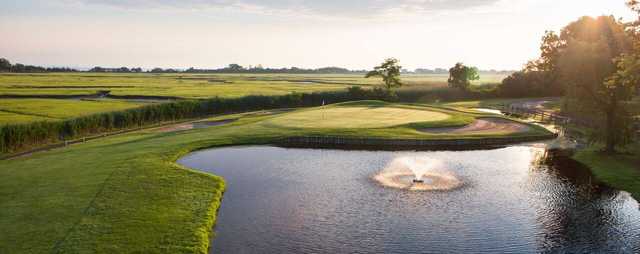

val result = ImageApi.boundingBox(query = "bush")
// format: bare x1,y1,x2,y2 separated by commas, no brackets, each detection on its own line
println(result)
498,71,563,98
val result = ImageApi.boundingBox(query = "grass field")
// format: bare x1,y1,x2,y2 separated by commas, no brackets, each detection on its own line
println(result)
0,73,507,98
0,99,146,124
0,101,549,253
0,73,508,126
573,143,640,199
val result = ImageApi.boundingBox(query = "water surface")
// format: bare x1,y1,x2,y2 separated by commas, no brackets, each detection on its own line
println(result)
178,145,640,253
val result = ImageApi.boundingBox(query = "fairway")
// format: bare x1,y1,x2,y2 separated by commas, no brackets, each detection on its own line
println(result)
266,105,450,129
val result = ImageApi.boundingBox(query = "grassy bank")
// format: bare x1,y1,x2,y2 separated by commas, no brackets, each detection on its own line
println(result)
573,144,640,199
0,101,549,253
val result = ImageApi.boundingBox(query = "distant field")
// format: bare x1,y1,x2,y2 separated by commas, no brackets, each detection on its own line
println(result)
0,73,508,125
0,99,145,125
0,73,507,98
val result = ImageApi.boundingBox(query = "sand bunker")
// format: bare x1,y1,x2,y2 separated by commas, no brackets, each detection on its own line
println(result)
422,117,530,134
156,119,236,133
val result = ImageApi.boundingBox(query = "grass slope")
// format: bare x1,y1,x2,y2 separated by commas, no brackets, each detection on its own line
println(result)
0,101,549,253
573,144,640,199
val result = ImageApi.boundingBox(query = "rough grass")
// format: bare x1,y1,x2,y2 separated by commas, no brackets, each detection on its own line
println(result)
0,73,509,124
0,73,507,98
0,101,550,253
0,111,56,125
0,99,145,124
573,144,640,200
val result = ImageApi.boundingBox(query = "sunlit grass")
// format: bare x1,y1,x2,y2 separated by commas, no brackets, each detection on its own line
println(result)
0,99,145,123
0,101,550,253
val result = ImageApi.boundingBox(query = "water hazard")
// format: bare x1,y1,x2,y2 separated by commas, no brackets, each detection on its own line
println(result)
178,145,640,253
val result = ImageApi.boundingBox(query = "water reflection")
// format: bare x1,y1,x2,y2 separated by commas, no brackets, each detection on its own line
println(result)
528,156,640,253
178,145,640,254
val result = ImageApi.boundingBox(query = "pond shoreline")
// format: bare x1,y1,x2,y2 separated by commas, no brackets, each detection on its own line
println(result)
278,134,557,150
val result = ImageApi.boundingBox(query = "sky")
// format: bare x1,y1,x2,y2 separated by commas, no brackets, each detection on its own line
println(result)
0,0,637,70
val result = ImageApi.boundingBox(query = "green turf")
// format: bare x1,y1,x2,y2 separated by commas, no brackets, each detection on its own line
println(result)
573,144,640,200
0,111,56,125
265,103,451,129
0,101,549,253
0,99,146,124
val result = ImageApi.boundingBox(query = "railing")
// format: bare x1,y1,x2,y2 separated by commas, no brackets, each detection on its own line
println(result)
498,104,640,140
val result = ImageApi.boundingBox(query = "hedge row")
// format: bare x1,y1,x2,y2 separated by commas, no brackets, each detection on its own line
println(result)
0,91,359,154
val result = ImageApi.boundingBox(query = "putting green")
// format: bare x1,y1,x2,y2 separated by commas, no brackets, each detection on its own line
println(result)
266,106,450,129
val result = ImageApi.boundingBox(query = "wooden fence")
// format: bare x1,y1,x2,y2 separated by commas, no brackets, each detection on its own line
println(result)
499,104,640,140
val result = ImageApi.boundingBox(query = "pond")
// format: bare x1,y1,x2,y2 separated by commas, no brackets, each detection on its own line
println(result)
177,145,640,253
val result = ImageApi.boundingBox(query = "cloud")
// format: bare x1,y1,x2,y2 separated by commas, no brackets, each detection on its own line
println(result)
71,0,503,18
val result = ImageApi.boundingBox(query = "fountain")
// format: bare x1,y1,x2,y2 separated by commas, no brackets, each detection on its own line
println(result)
373,156,463,191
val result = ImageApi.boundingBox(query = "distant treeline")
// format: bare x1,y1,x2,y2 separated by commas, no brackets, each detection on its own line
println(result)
0,89,403,154
413,68,512,75
0,58,78,73
92,64,368,74
181,65,366,74
1,58,513,75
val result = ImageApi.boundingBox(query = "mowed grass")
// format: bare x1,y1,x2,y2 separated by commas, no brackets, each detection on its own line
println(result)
0,101,550,253
266,103,451,129
0,99,146,124
573,144,640,200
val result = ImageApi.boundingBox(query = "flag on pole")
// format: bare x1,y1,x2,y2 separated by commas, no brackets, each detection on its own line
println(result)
322,100,325,106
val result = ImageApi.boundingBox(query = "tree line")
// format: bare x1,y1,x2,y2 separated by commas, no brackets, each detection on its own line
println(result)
2,58,514,75
496,3,640,152
0,58,78,73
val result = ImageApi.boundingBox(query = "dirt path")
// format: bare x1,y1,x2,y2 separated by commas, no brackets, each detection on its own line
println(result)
156,119,237,133
421,117,530,134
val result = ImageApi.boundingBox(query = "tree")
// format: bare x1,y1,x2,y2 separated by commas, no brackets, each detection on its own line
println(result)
557,15,633,153
448,63,479,90
0,58,11,72
227,64,244,72
365,58,402,91
525,31,563,72
499,71,551,97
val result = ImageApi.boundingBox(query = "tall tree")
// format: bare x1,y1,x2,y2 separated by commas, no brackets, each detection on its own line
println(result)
525,31,563,72
365,58,403,91
557,15,633,152
448,63,479,90
0,58,11,72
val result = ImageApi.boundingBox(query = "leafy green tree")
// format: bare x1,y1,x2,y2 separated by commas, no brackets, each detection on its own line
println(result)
447,63,479,90
557,15,634,153
525,31,563,72
365,58,403,91
0,58,11,72
227,64,244,72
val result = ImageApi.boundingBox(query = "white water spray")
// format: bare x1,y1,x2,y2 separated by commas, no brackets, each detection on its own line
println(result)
373,156,463,191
